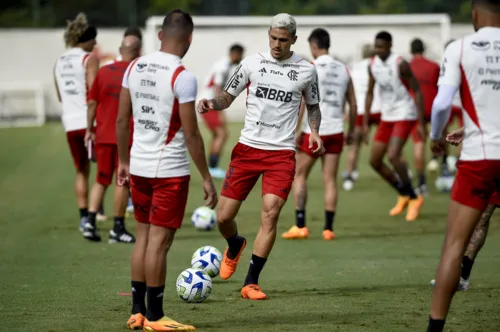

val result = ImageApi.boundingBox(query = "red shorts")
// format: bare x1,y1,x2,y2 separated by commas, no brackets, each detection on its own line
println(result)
66,129,89,172
355,113,381,127
411,122,427,143
298,132,344,157
130,175,190,228
373,120,417,144
222,143,295,201
95,144,118,186
451,160,500,211
448,106,464,128
201,110,223,131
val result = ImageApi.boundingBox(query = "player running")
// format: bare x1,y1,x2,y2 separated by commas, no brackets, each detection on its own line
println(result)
197,13,323,300
200,44,245,179
427,1,500,330
281,28,356,240
365,31,426,222
429,127,498,291
54,13,99,232
83,34,141,243
343,44,382,191
408,38,440,196
117,9,217,331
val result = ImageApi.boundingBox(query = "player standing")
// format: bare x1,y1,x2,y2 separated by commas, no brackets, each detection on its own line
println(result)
281,28,356,240
54,13,99,232
117,9,217,331
197,13,323,300
427,1,500,330
365,31,426,222
343,44,382,191
408,38,440,196
429,127,498,291
83,35,141,242
200,44,245,179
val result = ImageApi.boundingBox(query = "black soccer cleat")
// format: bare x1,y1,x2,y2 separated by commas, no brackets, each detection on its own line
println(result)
108,229,135,244
82,222,101,242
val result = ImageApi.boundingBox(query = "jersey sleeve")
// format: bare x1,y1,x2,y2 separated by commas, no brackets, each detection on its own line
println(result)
122,60,137,89
224,59,249,97
213,62,226,87
174,70,198,104
88,70,100,102
438,40,461,88
303,66,320,105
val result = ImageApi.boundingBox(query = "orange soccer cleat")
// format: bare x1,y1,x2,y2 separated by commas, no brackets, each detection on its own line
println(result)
389,196,411,216
281,225,309,239
406,195,424,222
143,316,195,331
219,238,246,280
322,229,336,241
126,313,145,330
241,284,267,300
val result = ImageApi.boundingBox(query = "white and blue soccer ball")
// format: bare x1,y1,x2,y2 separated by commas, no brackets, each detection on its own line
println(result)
176,268,212,303
191,246,223,278
435,175,455,192
191,206,217,231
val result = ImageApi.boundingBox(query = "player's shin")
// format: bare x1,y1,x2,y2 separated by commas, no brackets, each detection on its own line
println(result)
75,168,90,212
144,226,175,321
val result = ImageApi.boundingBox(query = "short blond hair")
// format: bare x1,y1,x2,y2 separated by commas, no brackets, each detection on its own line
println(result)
270,13,297,36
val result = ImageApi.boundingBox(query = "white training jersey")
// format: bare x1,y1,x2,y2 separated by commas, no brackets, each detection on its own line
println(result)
439,27,500,160
302,55,349,135
54,47,90,132
370,53,417,121
200,56,235,99
350,58,382,114
123,51,198,178
225,52,319,150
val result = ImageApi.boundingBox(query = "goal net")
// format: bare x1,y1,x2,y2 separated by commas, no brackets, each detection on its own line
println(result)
0,82,45,128
145,14,451,122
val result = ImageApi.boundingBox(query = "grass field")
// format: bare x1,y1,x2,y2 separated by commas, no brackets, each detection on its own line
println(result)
1,122,499,332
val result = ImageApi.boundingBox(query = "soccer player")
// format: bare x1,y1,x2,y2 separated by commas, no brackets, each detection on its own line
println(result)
197,13,323,300
281,28,356,240
105,27,142,65
427,1,500,330
343,44,382,191
408,38,440,196
54,13,99,232
429,127,498,291
117,9,217,331
83,35,141,242
365,31,426,222
200,44,245,179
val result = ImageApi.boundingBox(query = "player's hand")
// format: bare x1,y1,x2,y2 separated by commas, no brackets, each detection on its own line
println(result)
309,132,325,155
203,177,218,209
417,123,427,142
446,127,465,146
430,139,446,155
197,99,214,114
361,124,370,144
345,131,354,146
117,163,130,187
84,130,95,147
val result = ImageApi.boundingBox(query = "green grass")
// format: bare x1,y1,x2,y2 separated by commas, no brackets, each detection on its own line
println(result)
0,123,499,332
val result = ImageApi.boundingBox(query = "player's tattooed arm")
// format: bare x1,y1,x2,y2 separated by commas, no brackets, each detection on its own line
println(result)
209,91,236,111
400,60,425,125
306,103,321,133
464,204,495,260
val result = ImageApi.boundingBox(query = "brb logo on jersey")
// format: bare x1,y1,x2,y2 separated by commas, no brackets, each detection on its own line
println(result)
256,86,293,102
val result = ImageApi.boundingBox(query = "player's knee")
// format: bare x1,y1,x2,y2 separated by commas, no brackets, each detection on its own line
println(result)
369,154,382,170
215,126,228,141
261,208,280,231
216,204,237,225
387,150,400,166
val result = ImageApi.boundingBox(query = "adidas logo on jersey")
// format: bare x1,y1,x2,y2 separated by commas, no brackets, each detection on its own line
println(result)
256,87,293,102
259,68,267,73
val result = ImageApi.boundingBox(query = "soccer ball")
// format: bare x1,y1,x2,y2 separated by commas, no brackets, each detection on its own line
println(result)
435,175,455,192
191,246,223,278
176,268,212,303
191,206,217,231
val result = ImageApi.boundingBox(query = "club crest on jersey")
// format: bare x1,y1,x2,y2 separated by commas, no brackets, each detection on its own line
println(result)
287,70,299,81
472,41,491,51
